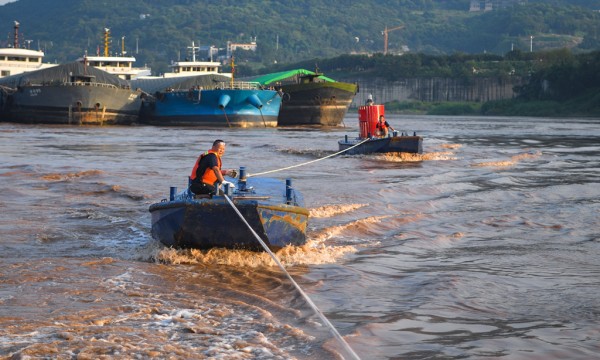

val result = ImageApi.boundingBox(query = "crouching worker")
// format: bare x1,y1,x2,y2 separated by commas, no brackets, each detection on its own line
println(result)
375,115,395,138
189,139,237,195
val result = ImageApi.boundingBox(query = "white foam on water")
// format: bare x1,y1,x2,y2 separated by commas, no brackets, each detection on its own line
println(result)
309,203,369,218
471,150,542,168
153,240,357,268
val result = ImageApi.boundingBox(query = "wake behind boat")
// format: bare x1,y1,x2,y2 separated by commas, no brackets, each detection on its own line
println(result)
149,167,308,251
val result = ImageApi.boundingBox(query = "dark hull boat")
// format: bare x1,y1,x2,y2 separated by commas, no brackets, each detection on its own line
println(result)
149,169,308,251
338,104,423,155
339,135,423,155
0,62,144,125
0,86,8,114
251,69,358,126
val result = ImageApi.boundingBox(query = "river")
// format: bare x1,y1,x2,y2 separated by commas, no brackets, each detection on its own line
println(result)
1,115,598,359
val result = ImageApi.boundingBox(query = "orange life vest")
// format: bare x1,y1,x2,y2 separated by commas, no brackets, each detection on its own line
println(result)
190,150,222,185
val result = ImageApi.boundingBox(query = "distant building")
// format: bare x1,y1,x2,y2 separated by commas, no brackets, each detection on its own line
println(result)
226,37,257,58
469,0,526,12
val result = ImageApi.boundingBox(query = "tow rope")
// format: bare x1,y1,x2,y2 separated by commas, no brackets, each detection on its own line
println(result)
223,194,361,360
226,137,370,358
248,137,371,178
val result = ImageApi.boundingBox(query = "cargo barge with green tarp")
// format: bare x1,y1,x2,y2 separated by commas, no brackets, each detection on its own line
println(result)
249,69,358,126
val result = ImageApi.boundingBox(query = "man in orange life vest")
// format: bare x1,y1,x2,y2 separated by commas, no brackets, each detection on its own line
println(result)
375,114,395,138
189,139,237,195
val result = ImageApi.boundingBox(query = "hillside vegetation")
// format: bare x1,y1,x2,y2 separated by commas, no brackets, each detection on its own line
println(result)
2,0,599,116
1,0,600,75
289,48,600,117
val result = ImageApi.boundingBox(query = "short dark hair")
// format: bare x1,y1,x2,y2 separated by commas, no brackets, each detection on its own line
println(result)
213,139,225,146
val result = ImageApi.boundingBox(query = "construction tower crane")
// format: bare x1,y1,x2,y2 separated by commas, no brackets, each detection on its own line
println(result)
382,25,404,55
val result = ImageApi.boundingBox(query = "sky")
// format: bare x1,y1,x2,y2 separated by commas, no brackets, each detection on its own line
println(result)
0,0,17,5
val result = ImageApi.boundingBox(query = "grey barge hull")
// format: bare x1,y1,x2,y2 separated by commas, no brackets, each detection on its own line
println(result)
277,81,358,126
0,62,144,125
3,84,142,125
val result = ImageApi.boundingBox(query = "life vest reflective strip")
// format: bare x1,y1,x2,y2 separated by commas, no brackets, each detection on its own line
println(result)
190,150,222,184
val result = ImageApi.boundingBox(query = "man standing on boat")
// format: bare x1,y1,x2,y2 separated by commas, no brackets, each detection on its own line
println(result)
189,139,237,195
375,115,395,138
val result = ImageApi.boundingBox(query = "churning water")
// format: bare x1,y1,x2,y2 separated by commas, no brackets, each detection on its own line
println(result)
0,114,598,359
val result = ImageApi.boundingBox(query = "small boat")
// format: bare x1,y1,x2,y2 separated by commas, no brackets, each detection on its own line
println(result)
250,69,358,126
0,21,57,79
149,167,309,251
338,104,423,155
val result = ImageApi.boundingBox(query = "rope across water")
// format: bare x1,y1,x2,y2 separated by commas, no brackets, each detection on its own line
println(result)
224,138,371,358
223,194,361,360
248,137,371,178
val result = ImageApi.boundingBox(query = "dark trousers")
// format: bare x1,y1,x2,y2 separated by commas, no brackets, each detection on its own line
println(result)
190,181,216,195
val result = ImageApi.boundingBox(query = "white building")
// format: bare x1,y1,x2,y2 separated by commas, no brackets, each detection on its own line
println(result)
470,0,526,12
226,37,257,58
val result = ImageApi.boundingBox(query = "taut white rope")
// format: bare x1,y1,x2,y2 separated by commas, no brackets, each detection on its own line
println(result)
224,194,361,360
248,137,370,177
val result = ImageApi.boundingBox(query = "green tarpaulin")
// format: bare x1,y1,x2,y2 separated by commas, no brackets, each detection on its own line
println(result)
249,69,336,85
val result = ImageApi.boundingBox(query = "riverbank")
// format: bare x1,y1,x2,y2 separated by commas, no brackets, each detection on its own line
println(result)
481,88,600,117
369,89,600,117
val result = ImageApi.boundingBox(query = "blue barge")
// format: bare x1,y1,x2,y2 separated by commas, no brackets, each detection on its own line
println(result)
138,79,282,127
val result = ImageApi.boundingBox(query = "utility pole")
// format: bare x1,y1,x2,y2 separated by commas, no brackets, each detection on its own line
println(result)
530,35,533,52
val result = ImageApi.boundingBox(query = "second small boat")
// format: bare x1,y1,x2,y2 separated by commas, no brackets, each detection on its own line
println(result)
338,103,423,155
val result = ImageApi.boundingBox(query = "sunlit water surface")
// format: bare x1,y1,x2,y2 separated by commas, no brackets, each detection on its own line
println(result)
1,114,599,359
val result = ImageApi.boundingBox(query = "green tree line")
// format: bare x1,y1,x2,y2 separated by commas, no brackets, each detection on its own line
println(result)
1,0,600,74
266,47,600,116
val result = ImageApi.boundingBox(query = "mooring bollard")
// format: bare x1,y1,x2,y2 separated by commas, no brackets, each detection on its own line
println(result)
170,187,177,201
286,179,293,204
238,166,247,191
